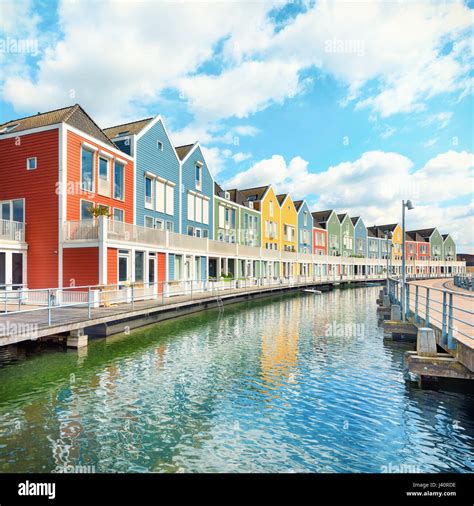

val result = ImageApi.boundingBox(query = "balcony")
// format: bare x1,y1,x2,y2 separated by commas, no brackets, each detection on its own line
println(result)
0,219,26,243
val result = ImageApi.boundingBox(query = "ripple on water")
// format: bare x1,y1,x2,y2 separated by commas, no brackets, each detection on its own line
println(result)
0,287,473,473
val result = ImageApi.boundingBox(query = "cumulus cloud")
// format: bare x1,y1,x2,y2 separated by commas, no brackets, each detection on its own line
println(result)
223,149,474,251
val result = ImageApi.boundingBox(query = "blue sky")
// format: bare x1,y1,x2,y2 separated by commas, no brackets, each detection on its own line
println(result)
0,0,473,250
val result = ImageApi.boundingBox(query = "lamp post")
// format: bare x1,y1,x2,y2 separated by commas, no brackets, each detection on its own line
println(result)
384,230,392,295
401,199,415,321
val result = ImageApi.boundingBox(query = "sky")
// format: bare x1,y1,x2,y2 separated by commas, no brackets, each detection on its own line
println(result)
1,0,473,251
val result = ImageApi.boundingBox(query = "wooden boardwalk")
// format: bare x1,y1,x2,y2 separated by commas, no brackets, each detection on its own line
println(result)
407,278,473,372
0,278,358,346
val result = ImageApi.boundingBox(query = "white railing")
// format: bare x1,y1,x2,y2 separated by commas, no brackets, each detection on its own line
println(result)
64,220,99,241
108,220,167,247
0,219,25,242
169,231,208,252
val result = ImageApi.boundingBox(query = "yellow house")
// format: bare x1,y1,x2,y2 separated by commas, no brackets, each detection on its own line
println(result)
240,185,280,251
277,193,298,277
375,223,403,260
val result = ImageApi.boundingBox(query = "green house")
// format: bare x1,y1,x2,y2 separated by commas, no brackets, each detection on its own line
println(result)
338,213,355,258
312,210,341,256
408,228,444,260
442,234,456,261
213,184,261,247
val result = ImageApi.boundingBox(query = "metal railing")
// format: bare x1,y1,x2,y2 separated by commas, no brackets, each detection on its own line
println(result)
0,273,392,329
0,219,25,242
388,278,473,348
454,274,473,291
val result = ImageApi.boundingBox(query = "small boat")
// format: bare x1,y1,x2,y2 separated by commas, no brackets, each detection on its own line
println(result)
303,289,322,294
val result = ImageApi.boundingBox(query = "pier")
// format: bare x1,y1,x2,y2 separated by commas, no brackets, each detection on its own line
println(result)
383,277,474,385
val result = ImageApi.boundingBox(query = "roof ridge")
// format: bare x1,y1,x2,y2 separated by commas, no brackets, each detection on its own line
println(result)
0,103,77,127
104,117,154,131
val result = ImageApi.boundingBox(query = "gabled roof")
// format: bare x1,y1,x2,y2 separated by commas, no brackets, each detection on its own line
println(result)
104,117,153,138
240,185,270,202
406,228,436,240
312,210,335,229
373,223,399,233
175,143,195,161
351,216,361,226
337,213,350,224
227,189,248,207
276,193,290,205
0,104,116,147
442,233,453,242
293,200,304,212
214,181,224,196
406,231,425,242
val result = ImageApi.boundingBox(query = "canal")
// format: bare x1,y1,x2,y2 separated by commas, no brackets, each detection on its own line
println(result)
0,286,473,473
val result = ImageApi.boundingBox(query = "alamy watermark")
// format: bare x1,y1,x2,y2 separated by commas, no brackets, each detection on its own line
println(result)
0,321,38,339
324,38,365,56
325,321,365,339
0,37,39,57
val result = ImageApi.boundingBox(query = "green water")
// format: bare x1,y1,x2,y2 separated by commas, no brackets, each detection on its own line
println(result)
0,287,473,473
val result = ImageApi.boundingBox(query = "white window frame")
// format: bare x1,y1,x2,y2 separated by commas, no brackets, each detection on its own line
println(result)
98,156,111,197
195,163,202,191
157,140,164,151
145,175,154,209
26,157,37,171
113,208,124,222
80,145,96,193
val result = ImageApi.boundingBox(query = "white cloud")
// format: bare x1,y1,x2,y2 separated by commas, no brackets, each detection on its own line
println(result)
233,152,251,163
3,0,470,125
224,149,474,251
422,111,453,129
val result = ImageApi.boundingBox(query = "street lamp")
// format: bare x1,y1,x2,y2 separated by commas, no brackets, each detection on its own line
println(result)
401,199,415,321
384,230,392,295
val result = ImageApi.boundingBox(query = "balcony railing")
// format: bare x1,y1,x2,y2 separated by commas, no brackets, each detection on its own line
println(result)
0,219,25,243
64,220,99,240
108,220,166,247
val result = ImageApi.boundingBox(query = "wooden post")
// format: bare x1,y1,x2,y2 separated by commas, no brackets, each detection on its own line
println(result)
416,327,437,357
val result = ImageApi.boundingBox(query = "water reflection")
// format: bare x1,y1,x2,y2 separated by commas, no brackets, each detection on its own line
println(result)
0,287,473,473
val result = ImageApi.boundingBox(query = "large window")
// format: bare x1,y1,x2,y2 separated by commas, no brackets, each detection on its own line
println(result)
81,147,94,192
113,208,124,222
135,251,144,282
114,161,124,200
195,164,202,190
145,176,153,207
187,193,208,224
118,251,130,283
81,200,93,220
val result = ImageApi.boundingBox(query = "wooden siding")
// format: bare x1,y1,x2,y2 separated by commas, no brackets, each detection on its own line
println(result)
0,128,59,288
63,247,99,287
66,130,133,223
107,247,118,285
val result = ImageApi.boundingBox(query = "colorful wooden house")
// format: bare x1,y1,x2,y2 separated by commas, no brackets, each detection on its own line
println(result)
351,216,367,258
294,200,313,255
0,104,135,289
312,210,340,256
407,228,443,261
442,234,456,261
338,213,355,258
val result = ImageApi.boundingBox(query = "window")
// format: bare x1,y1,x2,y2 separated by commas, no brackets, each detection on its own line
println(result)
174,255,182,280
81,147,94,192
219,205,225,228
166,221,173,232
118,251,130,283
145,176,154,207
269,200,274,217
195,228,202,238
303,211,308,227
135,251,144,282
144,216,154,228
27,157,37,170
157,140,163,151
155,219,164,229
98,157,110,196
187,225,194,236
113,208,124,222
203,229,209,238
81,200,94,220
195,164,202,190
12,200,24,222
114,161,124,200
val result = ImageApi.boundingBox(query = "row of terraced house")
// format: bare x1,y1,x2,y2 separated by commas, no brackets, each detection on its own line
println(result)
0,104,464,291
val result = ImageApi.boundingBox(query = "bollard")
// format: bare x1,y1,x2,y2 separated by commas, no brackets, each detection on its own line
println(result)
382,294,390,307
416,327,437,357
391,304,401,321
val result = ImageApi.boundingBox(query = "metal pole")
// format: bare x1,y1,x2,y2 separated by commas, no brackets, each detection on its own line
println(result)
47,289,52,326
131,285,134,310
441,290,447,346
414,285,419,323
447,292,454,349
425,287,430,326
88,286,91,318
401,201,406,321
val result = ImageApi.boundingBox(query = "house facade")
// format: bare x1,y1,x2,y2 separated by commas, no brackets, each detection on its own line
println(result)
352,217,367,258
312,210,341,256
